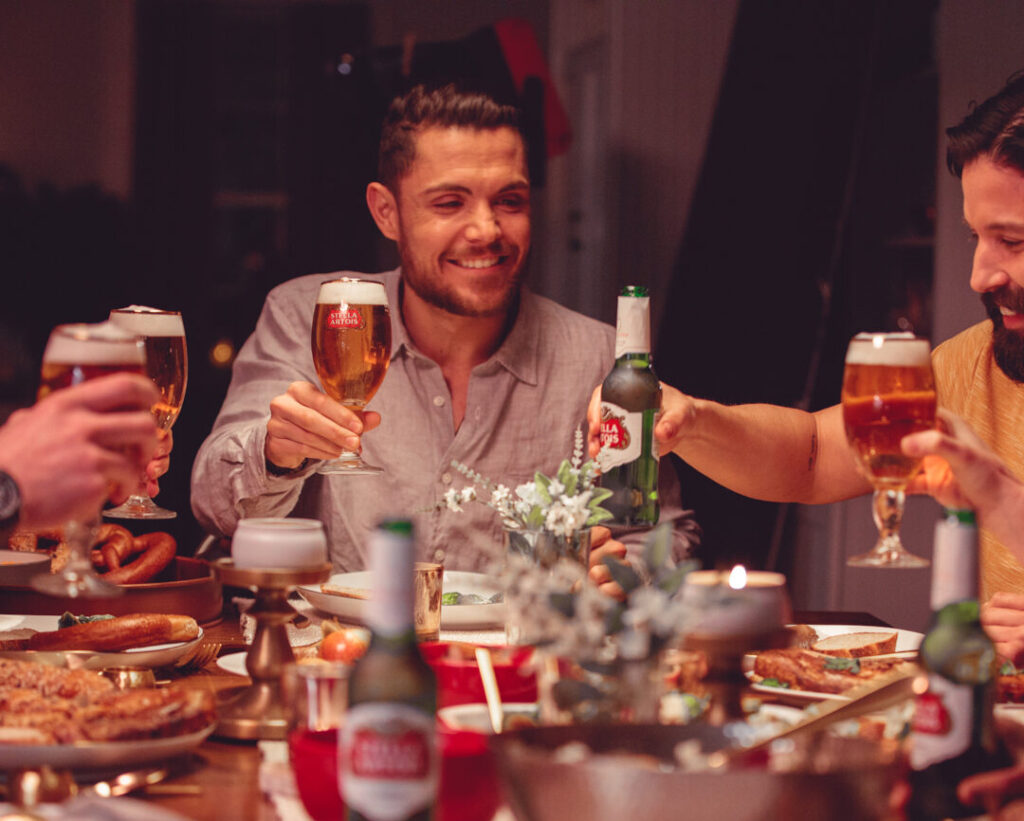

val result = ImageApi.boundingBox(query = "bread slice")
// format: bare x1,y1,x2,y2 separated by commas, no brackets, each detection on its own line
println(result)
320,584,370,600
753,648,912,694
812,631,898,658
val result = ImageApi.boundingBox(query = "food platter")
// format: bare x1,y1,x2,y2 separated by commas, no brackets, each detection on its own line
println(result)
0,615,203,669
297,570,506,629
0,723,215,769
746,624,923,703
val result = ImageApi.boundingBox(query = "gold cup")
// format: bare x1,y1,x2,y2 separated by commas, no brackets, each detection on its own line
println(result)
414,561,443,642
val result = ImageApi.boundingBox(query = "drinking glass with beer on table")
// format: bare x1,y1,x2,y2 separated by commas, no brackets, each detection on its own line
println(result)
104,306,188,520
33,321,148,597
841,332,937,568
310,277,392,475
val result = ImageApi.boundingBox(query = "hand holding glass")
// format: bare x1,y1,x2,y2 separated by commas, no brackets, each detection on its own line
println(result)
841,332,936,568
104,306,187,520
310,278,391,475
34,321,147,596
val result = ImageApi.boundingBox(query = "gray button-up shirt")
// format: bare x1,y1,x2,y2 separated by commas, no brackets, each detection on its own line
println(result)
191,269,685,571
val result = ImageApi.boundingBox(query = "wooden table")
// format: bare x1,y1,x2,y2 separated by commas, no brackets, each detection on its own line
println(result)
136,608,894,819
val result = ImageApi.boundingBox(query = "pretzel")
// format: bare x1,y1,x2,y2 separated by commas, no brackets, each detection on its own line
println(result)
100,532,177,584
89,524,134,571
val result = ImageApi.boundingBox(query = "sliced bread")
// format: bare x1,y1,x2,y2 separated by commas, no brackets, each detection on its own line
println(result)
812,631,898,658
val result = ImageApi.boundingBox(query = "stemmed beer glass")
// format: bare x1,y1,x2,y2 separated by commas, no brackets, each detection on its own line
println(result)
104,306,188,520
34,321,147,597
310,278,392,475
841,332,937,568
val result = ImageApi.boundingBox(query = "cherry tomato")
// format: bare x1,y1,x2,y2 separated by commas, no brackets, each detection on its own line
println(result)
320,629,368,663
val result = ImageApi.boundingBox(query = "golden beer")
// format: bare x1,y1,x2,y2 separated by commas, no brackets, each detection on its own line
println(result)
109,308,187,430
38,322,146,400
311,280,391,408
841,334,936,488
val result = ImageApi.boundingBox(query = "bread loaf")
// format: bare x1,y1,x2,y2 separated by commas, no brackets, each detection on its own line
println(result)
812,631,899,658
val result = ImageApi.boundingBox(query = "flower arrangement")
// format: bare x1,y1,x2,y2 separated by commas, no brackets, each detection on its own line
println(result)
441,428,613,538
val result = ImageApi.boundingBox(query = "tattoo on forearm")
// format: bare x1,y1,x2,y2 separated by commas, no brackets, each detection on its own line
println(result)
808,431,818,471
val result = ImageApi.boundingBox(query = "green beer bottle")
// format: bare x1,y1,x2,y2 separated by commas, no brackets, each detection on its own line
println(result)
596,285,661,526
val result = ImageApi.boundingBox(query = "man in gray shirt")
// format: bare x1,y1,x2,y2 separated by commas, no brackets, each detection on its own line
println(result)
191,83,686,574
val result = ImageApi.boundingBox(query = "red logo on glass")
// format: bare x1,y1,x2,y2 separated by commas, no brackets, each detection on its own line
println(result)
328,308,365,330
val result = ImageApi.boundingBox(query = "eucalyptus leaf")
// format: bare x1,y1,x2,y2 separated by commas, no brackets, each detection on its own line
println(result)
556,460,576,494
525,506,546,529
534,473,552,504
643,523,673,571
656,563,692,596
585,508,614,526
604,603,625,635
548,591,577,618
603,556,641,594
587,487,613,508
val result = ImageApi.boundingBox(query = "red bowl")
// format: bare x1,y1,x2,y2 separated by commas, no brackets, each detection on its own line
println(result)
288,723,502,821
420,642,537,708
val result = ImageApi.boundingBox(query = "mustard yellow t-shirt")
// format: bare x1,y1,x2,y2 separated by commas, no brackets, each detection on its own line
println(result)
932,320,1024,600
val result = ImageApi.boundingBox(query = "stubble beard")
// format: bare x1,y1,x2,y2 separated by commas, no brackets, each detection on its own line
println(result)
397,240,527,319
983,291,1024,382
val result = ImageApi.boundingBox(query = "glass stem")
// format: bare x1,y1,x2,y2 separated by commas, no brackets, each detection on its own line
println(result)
64,518,100,575
872,488,906,549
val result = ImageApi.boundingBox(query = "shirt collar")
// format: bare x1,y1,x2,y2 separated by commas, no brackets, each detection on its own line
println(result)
387,267,540,387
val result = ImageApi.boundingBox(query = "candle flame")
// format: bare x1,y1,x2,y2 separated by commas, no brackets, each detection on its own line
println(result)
728,564,747,590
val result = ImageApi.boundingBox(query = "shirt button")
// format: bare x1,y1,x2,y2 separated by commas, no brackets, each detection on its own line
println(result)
441,473,452,485
433,395,445,407
433,548,446,562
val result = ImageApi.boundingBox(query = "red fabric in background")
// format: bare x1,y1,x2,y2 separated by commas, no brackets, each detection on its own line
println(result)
493,18,572,158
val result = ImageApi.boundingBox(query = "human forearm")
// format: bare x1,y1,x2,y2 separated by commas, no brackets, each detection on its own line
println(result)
662,394,867,504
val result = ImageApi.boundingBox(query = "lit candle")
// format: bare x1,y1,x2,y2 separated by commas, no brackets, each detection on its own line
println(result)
682,566,790,637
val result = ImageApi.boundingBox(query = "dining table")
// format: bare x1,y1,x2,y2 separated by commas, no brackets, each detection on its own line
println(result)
121,605,896,821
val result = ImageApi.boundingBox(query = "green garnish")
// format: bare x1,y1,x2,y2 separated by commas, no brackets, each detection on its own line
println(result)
57,612,114,629
1000,661,1021,676
824,657,862,674
441,592,460,606
759,677,791,689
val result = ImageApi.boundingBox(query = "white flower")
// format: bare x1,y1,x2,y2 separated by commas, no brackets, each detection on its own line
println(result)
548,479,565,497
442,487,464,512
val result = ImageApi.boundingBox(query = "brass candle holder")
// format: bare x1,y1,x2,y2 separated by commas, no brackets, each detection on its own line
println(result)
213,559,331,740
683,628,792,726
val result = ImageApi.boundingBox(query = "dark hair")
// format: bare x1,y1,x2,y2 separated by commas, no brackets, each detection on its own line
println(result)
377,83,525,190
947,70,1024,178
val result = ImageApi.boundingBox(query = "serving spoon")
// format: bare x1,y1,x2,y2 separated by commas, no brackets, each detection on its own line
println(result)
475,647,504,734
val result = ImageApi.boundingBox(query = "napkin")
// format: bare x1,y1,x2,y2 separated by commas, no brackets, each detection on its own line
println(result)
0,795,190,820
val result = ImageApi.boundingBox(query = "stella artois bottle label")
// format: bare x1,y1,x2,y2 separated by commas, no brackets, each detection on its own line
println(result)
910,676,971,769
597,401,658,473
328,307,365,330
339,702,438,821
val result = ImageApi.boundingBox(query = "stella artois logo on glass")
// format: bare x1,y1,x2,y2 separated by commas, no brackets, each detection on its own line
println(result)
913,689,952,736
328,307,365,330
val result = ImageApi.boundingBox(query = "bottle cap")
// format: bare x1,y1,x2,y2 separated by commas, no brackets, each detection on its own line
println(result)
620,285,649,298
942,509,976,525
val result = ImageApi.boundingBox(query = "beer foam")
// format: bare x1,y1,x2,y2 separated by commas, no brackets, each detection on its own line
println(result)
43,321,145,364
110,307,185,337
317,278,388,305
845,333,931,366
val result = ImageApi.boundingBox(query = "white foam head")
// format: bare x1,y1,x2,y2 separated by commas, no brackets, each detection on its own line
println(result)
317,278,388,305
43,321,145,364
846,332,931,366
109,306,185,337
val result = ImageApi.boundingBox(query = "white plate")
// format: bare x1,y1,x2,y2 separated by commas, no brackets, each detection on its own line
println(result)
297,570,506,630
0,615,203,670
217,651,249,677
0,723,215,769
746,624,923,702
438,702,539,734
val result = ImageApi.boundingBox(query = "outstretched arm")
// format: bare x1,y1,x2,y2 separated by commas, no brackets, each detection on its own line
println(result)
588,383,868,505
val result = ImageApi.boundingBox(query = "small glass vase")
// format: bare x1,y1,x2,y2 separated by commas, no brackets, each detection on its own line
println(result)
504,527,592,569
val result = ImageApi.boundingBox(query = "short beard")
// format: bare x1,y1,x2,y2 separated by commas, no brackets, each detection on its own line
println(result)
983,292,1024,382
397,242,526,319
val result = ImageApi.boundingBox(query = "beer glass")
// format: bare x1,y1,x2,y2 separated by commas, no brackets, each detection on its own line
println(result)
104,306,187,519
34,321,147,597
310,278,391,474
841,332,937,568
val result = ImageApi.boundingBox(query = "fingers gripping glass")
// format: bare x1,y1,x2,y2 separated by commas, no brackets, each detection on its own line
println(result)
310,279,392,475
104,307,188,520
33,322,147,597
841,333,936,568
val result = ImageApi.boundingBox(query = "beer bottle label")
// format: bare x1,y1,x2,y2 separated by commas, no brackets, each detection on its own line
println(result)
339,702,438,821
910,675,971,769
596,401,659,472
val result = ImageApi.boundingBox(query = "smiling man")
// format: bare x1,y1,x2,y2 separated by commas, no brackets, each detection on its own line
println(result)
587,71,1024,601
191,83,687,573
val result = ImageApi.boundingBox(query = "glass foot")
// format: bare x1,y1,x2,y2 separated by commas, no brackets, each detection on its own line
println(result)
317,454,382,476
847,545,929,568
104,494,177,520
31,568,123,598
